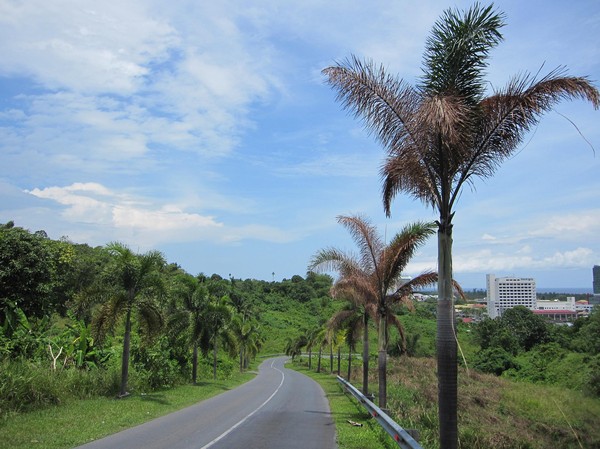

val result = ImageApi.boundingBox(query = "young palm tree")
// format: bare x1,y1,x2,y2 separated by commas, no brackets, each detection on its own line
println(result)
310,214,436,408
92,242,165,397
231,314,262,372
326,283,375,394
201,296,236,380
323,4,599,447
284,334,307,362
168,274,210,385
304,325,322,370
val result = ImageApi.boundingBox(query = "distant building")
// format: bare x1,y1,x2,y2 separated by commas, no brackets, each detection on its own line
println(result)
486,274,536,319
593,265,600,294
536,297,575,311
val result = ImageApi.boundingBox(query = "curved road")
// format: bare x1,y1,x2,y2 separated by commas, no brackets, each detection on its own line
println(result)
76,357,336,449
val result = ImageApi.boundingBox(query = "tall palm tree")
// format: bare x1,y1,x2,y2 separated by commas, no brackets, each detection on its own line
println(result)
92,242,165,397
323,5,599,447
310,215,436,408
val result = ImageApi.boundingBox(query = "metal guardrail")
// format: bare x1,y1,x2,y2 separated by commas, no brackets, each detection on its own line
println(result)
336,376,424,449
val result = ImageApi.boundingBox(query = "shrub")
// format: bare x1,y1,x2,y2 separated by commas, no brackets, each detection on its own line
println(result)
473,347,518,376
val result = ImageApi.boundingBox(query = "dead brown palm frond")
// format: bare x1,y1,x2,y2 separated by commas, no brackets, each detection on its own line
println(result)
323,56,422,153
91,293,126,343
457,70,600,192
332,279,376,308
381,150,441,213
328,309,360,331
309,247,361,277
418,94,470,146
336,214,384,274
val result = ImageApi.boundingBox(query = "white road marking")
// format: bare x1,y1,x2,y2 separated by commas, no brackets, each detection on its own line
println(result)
198,359,286,449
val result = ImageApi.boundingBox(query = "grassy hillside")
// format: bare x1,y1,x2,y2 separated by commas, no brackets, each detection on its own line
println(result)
292,354,600,449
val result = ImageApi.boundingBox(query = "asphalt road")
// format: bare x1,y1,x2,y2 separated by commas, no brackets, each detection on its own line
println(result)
76,357,336,449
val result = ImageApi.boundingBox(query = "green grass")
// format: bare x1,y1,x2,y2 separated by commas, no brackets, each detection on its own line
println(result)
289,361,395,449
0,371,256,449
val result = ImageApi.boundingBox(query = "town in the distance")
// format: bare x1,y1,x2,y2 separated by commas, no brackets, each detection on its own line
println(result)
416,265,600,325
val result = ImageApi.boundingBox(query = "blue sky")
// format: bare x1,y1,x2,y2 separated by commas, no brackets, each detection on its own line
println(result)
0,0,598,289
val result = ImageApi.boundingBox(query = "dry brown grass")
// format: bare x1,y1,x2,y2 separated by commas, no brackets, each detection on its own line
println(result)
372,356,600,449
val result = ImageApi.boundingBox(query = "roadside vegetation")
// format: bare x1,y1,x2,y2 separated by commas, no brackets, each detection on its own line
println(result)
1,221,600,449
290,300,600,449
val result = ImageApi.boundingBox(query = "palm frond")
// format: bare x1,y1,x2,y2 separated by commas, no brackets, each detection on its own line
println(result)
136,299,164,342
309,247,360,277
384,221,436,283
323,56,422,153
421,3,505,100
337,214,384,273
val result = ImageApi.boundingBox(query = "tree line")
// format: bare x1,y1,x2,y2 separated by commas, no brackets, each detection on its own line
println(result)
0,221,334,415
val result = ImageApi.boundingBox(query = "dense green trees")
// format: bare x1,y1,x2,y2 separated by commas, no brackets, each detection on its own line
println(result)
1,223,59,322
1,223,338,416
472,306,600,397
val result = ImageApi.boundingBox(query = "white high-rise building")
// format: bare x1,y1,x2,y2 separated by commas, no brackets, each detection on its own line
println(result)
486,274,536,318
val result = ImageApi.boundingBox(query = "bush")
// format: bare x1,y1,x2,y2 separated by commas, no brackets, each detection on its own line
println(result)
131,336,183,390
584,355,600,397
472,347,518,375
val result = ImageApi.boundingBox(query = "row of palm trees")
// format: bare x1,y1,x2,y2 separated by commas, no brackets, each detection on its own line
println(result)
91,242,263,397
308,215,438,410
319,3,598,449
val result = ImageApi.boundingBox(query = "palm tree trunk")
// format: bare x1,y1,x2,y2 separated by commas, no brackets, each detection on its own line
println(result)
317,346,322,372
330,342,334,373
119,307,132,397
378,311,387,409
437,219,457,449
192,342,198,385
308,347,312,369
347,347,352,381
362,313,369,396
239,346,244,373
213,340,218,380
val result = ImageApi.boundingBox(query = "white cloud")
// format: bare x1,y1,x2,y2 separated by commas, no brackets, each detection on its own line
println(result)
23,182,299,248
404,243,597,277
529,210,600,239
0,1,177,93
27,182,221,235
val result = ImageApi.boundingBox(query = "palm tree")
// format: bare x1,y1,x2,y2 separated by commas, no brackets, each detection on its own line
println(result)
304,325,322,370
168,274,210,385
201,296,236,380
323,4,599,447
310,215,436,408
92,242,165,397
284,334,307,361
231,314,262,372
326,284,374,392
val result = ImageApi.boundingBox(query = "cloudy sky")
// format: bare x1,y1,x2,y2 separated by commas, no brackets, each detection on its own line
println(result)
1,0,598,289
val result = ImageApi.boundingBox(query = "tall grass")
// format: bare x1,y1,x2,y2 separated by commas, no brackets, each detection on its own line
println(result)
0,359,121,418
